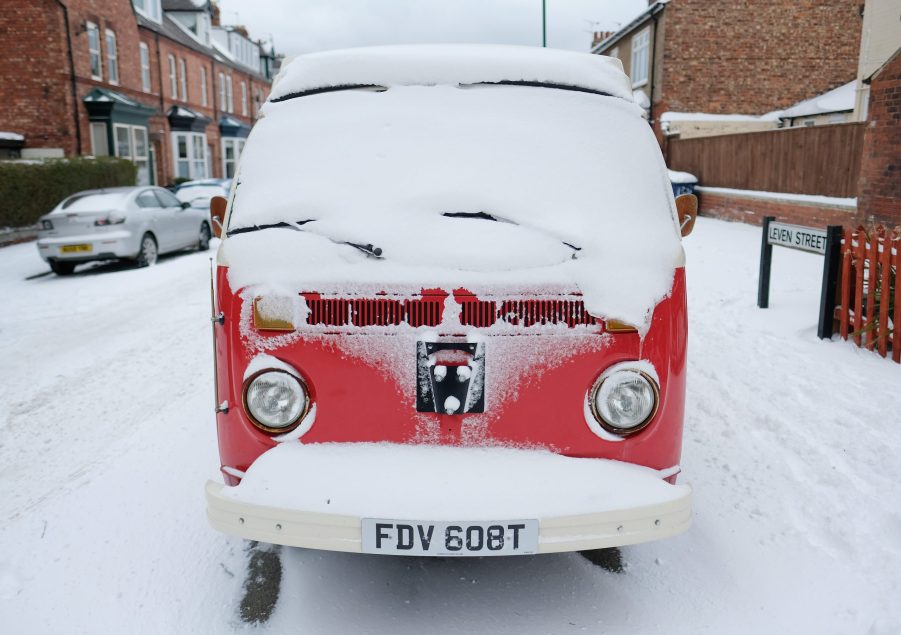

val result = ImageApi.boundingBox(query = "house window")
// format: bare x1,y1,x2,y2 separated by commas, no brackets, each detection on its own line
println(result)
113,124,151,185
241,81,247,116
630,27,650,87
221,137,246,178
133,0,161,23
172,132,208,179
200,66,208,106
178,58,188,101
105,30,119,85
86,22,102,80
139,43,151,92
218,72,226,111
168,55,177,98
90,122,109,156
226,75,233,113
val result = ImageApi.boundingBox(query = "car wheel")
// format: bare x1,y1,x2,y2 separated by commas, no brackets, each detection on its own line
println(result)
135,233,158,268
198,222,211,251
49,260,76,276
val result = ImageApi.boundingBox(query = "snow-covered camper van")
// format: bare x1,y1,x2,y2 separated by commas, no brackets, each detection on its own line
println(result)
205,45,697,557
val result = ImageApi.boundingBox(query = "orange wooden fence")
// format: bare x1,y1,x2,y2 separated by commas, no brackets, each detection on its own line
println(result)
837,226,901,363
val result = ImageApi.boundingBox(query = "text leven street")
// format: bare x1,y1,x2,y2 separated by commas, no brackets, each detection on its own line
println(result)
767,222,828,254
363,520,538,555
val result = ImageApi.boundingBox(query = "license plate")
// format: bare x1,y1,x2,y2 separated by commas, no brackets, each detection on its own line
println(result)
60,244,92,253
362,518,538,556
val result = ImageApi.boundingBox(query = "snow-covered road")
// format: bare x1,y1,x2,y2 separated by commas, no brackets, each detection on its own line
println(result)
2,218,900,633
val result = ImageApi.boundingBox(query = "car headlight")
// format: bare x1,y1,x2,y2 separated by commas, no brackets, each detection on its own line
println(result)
243,370,310,432
589,369,659,435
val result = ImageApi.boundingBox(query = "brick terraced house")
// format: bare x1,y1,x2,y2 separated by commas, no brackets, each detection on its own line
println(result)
591,0,863,143
0,0,282,186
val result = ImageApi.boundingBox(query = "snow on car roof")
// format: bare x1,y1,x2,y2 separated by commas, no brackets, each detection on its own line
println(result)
267,44,633,103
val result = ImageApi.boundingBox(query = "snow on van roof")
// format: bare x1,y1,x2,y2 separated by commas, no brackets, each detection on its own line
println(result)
267,44,633,103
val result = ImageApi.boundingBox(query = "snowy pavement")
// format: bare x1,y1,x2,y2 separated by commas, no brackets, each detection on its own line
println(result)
1,217,900,633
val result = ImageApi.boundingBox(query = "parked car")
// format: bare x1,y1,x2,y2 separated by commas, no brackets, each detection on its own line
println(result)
36,186,212,275
205,45,697,559
174,180,230,210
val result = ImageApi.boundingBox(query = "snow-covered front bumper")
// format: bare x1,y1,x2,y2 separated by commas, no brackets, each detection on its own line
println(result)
206,443,691,554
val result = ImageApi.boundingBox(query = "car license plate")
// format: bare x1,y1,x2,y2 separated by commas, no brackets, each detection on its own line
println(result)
60,244,92,253
361,518,538,556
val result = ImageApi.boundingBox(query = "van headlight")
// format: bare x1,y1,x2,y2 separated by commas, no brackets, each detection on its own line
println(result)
589,369,659,435
243,370,310,432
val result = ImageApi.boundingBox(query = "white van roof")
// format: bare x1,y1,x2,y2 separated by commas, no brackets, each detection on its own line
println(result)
267,44,633,104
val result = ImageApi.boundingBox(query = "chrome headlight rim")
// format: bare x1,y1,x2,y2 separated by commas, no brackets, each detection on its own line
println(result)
242,368,311,434
588,368,660,436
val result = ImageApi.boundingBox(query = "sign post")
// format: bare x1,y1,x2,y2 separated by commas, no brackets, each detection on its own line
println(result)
757,217,843,339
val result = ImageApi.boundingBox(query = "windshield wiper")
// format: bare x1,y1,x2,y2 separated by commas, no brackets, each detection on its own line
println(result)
441,211,582,254
227,220,384,259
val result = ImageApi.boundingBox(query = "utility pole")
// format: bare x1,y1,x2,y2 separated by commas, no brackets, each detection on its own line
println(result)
542,0,547,47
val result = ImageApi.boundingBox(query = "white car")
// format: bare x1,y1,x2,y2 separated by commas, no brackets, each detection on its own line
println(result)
36,186,212,275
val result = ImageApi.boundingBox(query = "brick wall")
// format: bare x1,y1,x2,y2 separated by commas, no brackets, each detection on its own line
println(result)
0,1,73,153
698,190,858,228
1,0,270,186
658,0,862,116
857,50,901,228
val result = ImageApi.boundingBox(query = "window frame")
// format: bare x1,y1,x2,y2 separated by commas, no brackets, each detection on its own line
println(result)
113,123,151,186
86,22,102,81
139,42,151,92
226,75,233,113
172,131,209,180
221,137,246,178
218,72,226,111
133,0,162,23
178,58,188,101
241,81,247,116
630,27,650,88
200,66,208,106
105,29,119,85
168,54,177,99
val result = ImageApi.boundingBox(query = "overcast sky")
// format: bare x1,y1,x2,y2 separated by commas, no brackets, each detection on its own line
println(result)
216,0,646,57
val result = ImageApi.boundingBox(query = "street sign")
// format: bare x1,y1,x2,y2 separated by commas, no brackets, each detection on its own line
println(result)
757,216,842,340
767,222,829,255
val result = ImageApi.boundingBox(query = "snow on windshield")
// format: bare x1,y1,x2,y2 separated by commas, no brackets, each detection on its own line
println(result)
175,185,226,205
224,65,681,331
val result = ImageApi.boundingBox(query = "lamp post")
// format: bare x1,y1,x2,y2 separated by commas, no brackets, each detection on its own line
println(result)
542,0,547,47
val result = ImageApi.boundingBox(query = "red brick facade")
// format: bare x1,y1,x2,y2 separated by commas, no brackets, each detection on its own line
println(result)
856,50,901,228
657,0,861,117
697,190,858,228
0,0,272,186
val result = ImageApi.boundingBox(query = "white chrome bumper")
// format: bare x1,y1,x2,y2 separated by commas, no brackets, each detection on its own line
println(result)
205,443,692,555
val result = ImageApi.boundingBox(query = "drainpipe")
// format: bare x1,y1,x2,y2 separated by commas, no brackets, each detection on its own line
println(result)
56,0,82,155
650,10,664,159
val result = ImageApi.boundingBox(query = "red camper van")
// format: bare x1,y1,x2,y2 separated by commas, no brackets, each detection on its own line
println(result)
205,45,697,557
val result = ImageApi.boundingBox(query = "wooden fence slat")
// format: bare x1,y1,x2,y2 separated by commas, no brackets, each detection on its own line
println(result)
865,228,881,351
878,230,892,357
893,232,901,364
853,228,866,347
839,228,852,340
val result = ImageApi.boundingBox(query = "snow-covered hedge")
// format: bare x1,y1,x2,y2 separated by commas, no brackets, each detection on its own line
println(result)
0,157,137,229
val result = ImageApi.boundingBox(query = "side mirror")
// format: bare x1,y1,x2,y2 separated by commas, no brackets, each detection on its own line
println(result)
209,195,227,238
180,201,191,209
675,194,697,237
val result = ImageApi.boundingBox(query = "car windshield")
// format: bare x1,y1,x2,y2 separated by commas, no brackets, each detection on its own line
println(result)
59,192,128,213
176,185,226,205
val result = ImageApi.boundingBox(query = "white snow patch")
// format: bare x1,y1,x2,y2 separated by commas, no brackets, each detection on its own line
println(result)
668,169,698,184
696,186,857,208
0,132,24,142
221,442,686,519
268,44,633,102
660,111,782,122
778,80,856,119
243,353,303,381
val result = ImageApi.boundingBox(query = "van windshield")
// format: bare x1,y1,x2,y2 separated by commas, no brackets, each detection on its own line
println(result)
224,83,682,330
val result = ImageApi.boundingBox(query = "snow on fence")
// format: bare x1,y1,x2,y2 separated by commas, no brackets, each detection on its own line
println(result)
837,226,900,363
